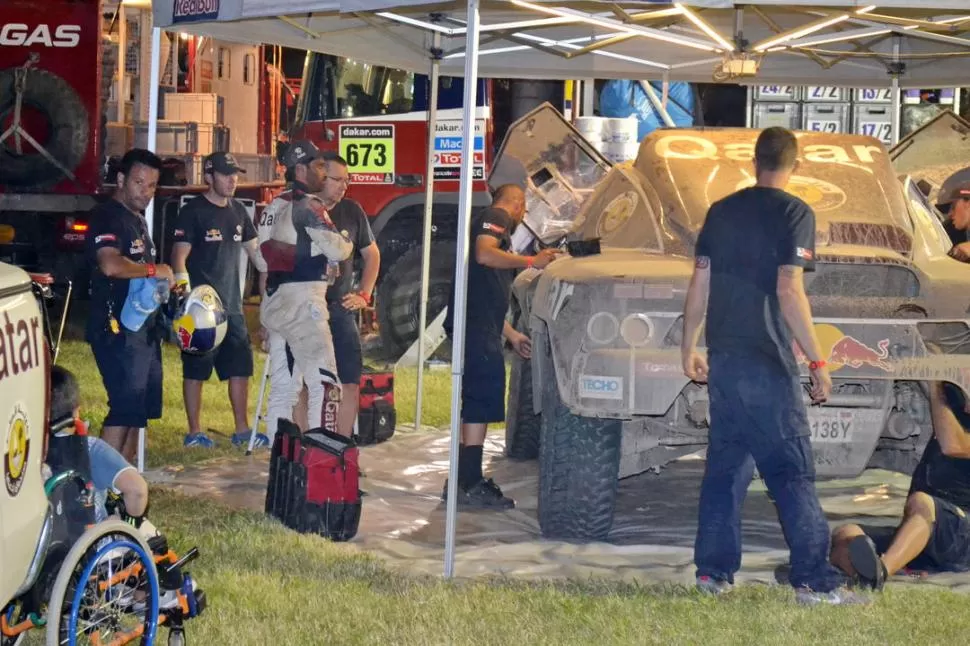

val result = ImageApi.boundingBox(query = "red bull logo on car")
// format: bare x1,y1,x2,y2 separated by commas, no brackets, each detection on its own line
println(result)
793,323,892,372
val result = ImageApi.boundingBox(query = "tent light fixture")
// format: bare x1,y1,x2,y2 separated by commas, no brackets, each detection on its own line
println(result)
674,3,735,52
754,5,876,52
376,12,457,35
507,0,719,52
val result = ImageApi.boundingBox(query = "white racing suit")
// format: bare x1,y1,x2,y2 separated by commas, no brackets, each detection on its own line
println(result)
258,186,353,435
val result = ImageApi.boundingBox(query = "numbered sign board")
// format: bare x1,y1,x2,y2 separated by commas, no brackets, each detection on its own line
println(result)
753,85,801,101
853,105,893,145
805,86,847,102
803,103,850,134
339,124,395,184
854,87,894,103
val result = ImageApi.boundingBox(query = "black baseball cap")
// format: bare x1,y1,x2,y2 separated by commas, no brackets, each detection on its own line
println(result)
203,152,246,176
284,139,322,168
938,168,970,206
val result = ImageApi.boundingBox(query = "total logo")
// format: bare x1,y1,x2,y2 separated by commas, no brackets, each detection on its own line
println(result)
579,375,624,400
0,24,81,48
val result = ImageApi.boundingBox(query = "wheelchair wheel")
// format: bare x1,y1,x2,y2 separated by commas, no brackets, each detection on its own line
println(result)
45,520,160,646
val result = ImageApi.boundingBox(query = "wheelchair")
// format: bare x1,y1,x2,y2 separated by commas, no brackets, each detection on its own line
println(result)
0,270,206,645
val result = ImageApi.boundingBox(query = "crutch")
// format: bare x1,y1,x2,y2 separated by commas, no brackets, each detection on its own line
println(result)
246,354,272,455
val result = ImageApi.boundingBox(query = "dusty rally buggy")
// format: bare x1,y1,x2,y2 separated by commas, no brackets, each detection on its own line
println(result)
0,262,205,646
494,104,970,542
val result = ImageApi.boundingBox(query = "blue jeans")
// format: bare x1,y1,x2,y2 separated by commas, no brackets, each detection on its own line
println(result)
694,351,843,592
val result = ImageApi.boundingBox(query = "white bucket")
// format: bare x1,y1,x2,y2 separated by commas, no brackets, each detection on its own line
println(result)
575,116,606,142
604,141,639,164
605,117,639,144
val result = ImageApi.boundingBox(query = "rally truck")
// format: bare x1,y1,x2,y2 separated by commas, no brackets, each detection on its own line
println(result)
495,103,970,542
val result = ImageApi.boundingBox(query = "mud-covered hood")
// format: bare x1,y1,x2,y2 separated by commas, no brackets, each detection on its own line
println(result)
0,262,31,294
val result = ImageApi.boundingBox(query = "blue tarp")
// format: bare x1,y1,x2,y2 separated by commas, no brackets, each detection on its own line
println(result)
599,80,695,140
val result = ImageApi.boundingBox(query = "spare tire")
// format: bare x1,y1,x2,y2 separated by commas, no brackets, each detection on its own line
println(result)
376,241,456,358
0,68,90,189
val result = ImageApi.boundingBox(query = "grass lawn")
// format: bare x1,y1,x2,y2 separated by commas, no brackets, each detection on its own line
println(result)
57,339,502,468
22,488,970,646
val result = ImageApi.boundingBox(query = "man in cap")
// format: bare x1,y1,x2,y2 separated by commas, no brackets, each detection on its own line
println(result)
936,170,970,262
171,152,266,448
257,140,354,438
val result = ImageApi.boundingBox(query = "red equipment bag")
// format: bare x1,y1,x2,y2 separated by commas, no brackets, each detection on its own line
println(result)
357,371,396,446
265,419,361,542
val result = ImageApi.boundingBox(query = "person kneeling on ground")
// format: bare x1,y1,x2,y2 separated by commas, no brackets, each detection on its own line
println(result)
831,380,970,590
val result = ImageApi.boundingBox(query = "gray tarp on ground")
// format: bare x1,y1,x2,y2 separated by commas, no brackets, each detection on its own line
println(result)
153,1,970,86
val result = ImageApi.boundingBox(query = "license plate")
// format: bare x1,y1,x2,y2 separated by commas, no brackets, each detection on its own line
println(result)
808,408,854,443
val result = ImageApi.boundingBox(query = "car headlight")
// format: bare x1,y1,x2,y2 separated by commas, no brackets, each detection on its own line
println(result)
620,313,654,347
586,311,619,345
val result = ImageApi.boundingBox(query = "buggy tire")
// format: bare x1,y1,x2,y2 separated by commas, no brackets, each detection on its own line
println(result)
537,331,622,541
505,352,540,460
376,241,455,359
0,69,89,189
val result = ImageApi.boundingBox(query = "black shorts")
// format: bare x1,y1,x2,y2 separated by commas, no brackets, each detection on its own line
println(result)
181,314,254,381
460,336,506,424
329,303,362,385
863,496,970,572
90,329,163,428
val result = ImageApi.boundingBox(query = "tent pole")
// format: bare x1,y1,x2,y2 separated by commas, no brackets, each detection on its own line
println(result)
415,32,442,434
890,36,902,147
139,24,163,474
444,0,482,580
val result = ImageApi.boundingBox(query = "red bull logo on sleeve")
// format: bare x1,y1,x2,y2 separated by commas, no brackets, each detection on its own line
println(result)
793,323,892,372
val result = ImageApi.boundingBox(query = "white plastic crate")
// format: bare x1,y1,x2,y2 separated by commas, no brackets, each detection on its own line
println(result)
853,87,894,104
164,93,225,124
752,102,801,130
853,105,894,145
804,86,848,102
231,153,281,183
134,121,230,155
753,85,801,102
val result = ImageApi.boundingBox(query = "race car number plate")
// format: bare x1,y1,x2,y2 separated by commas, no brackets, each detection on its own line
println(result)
807,408,854,443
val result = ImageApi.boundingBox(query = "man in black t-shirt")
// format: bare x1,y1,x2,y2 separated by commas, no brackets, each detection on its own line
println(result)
86,148,175,465
681,127,869,605
320,152,380,438
831,380,970,589
442,184,561,509
171,152,266,449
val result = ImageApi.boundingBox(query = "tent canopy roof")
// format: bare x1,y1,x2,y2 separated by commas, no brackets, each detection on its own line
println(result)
153,1,970,86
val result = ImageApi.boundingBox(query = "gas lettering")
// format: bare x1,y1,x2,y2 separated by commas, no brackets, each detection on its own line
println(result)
0,23,81,48
579,375,623,400
0,313,42,383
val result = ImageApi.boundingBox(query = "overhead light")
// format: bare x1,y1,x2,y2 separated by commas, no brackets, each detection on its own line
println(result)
754,5,877,52
376,12,457,35
508,0,719,52
675,3,735,52
788,26,893,48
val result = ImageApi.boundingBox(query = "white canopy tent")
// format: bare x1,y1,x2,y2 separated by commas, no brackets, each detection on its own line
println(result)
148,0,970,578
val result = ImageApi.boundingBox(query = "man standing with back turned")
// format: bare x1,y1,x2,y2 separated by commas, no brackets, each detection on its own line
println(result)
680,127,875,605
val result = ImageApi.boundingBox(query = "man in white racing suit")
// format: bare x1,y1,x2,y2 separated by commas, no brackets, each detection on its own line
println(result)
258,140,353,436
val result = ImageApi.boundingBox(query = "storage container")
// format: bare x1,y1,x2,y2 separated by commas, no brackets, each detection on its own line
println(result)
852,105,894,145
752,102,801,130
802,103,851,134
163,93,225,124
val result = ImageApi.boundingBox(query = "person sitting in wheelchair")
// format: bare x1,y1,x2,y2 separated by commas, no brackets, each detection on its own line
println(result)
46,365,205,617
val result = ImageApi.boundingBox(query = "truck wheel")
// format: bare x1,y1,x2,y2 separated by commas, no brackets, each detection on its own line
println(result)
0,69,90,189
376,241,455,358
537,333,622,541
505,351,540,460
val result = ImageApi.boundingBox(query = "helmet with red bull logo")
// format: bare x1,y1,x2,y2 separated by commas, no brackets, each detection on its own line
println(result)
171,285,228,355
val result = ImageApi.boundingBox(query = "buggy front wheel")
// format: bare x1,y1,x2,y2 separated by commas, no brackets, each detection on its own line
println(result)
45,519,160,646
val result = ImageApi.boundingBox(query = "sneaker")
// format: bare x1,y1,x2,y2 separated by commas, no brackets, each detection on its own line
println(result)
795,587,871,606
848,535,888,591
442,477,515,510
183,432,215,448
231,431,270,449
696,575,734,596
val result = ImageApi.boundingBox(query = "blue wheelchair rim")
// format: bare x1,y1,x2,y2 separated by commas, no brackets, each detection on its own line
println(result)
65,537,160,646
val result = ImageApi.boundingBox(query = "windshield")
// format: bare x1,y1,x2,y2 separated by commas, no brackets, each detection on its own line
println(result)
333,60,414,117
638,130,915,256
906,177,955,256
